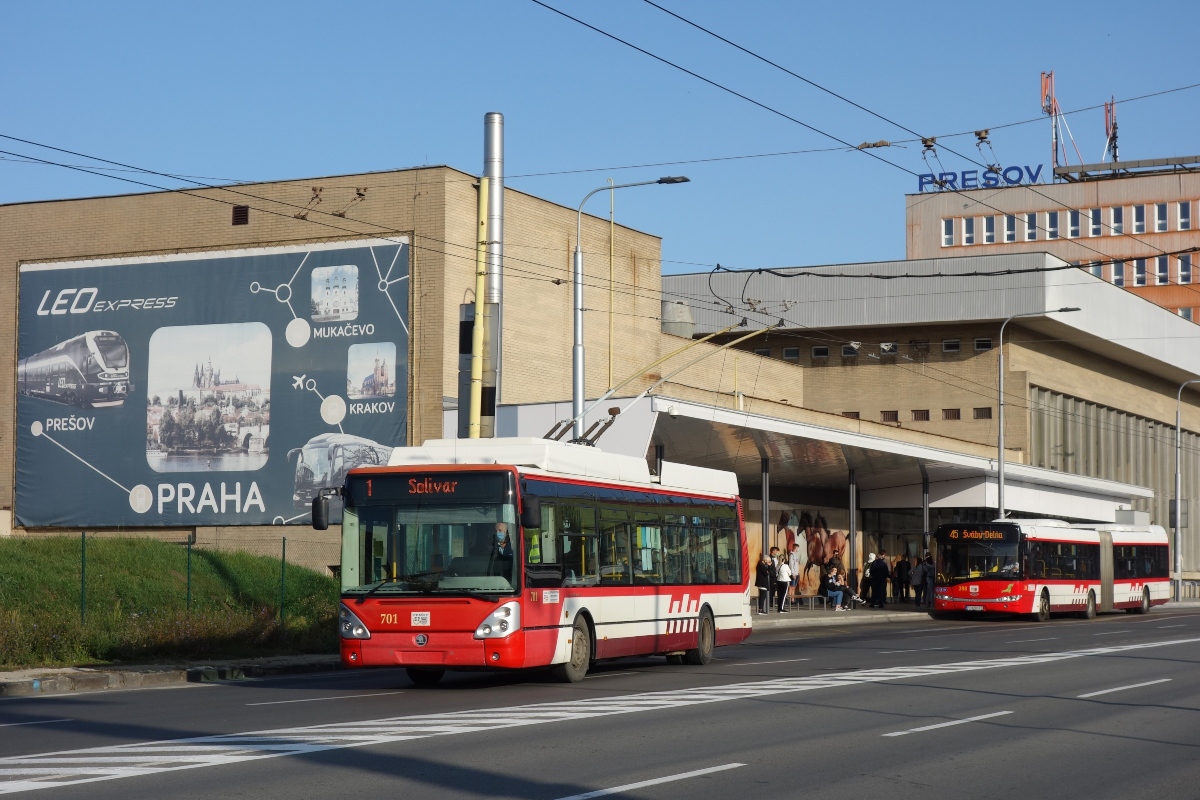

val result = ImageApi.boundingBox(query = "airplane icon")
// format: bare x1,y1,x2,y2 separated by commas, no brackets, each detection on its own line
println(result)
292,375,306,390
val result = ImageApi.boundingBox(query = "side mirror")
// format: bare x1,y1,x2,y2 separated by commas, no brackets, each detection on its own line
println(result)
520,496,542,530
312,495,330,530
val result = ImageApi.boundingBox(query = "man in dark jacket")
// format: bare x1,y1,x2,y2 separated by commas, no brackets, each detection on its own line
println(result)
869,550,892,608
755,553,774,614
893,555,911,603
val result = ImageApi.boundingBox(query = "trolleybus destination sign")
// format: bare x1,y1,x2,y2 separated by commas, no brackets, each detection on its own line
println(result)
15,239,410,528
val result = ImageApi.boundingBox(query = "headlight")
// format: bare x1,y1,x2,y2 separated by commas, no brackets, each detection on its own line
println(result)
339,603,371,639
474,601,521,640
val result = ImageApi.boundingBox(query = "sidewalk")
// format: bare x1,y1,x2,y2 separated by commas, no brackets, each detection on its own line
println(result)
751,600,932,631
0,654,341,698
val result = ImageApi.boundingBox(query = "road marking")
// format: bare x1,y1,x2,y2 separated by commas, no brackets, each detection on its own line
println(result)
1077,678,1172,698
1094,630,1131,636
883,711,1012,737
245,692,403,707
1158,624,1186,629
553,763,745,800
1007,637,1059,644
584,672,638,680
0,720,71,729
730,658,810,666
878,647,947,654
2,637,1197,795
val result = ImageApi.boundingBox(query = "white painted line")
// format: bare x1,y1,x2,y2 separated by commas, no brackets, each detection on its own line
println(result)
1158,624,1186,629
583,672,637,680
1094,630,1131,636
1077,678,1172,698
245,692,403,707
1007,637,1059,644
884,711,1012,737
878,647,948,654
730,658,810,666
553,763,746,800
0,720,71,728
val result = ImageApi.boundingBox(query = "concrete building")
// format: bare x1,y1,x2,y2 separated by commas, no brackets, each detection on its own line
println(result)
664,253,1200,574
906,157,1200,319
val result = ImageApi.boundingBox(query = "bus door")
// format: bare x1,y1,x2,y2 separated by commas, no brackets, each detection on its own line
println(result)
1098,530,1114,612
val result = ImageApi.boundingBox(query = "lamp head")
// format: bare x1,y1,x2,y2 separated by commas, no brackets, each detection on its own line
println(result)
1056,307,1081,313
656,176,690,184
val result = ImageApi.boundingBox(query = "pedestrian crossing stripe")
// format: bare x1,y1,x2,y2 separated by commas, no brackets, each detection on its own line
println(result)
0,636,1195,795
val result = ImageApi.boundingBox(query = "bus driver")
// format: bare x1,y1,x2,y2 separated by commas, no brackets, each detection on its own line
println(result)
491,522,514,576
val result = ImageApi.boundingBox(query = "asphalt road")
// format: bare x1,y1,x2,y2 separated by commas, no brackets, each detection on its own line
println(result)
2,608,1199,799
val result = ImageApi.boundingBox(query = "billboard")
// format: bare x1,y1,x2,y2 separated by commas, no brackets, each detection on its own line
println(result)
15,238,409,528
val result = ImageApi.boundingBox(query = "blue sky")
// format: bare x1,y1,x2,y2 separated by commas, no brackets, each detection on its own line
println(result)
2,1,1196,273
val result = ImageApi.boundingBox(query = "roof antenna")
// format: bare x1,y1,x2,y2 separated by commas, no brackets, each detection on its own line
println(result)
1102,97,1119,166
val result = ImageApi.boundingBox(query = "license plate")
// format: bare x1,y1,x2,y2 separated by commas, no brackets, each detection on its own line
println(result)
965,605,984,611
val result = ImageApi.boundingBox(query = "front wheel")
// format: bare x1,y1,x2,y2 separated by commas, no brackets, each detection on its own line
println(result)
551,617,592,683
683,610,715,665
1031,592,1051,623
405,668,445,686
1079,591,1097,620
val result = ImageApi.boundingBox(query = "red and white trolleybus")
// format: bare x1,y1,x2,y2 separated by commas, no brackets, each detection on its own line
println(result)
313,438,751,684
933,519,1170,621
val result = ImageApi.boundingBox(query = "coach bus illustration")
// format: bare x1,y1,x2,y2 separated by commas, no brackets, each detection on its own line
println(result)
289,433,393,510
18,330,132,408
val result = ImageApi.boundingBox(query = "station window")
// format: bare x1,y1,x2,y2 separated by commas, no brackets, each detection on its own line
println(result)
841,344,859,357
1155,203,1168,232
842,411,860,419
983,216,995,244
880,410,899,423
911,409,930,422
782,347,800,362
753,348,771,357
1088,261,1102,278
1025,212,1037,241
1068,209,1080,238
1111,206,1124,235
1181,255,1193,285
1134,258,1147,286
1113,261,1125,287
1181,201,1193,232
942,339,961,353
942,408,962,421
811,345,829,359
1133,204,1145,234
1004,214,1016,242
1047,211,1059,239
973,407,993,420
974,338,993,351
1182,308,1195,322
1090,208,1102,236
1156,256,1169,285
941,218,954,247
963,217,975,245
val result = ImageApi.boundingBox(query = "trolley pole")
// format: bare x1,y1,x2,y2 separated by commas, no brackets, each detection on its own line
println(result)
80,531,87,625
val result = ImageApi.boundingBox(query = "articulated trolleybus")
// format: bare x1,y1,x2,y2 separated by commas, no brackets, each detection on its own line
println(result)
933,519,1170,621
312,438,751,685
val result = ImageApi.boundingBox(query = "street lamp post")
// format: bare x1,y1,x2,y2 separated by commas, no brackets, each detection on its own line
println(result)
1175,379,1200,601
997,307,1080,518
572,176,689,441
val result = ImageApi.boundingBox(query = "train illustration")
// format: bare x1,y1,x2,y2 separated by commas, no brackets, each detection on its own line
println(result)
18,330,132,408
288,433,393,509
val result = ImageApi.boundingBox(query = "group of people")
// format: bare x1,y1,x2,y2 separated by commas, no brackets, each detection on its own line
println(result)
755,545,938,613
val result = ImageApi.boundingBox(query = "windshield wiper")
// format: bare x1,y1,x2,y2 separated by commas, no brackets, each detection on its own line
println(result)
356,579,403,603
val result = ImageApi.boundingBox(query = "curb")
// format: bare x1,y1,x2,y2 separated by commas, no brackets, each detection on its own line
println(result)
751,609,928,631
0,657,342,698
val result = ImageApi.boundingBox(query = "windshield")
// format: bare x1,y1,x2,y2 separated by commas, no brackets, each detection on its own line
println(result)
297,445,330,486
936,539,1021,584
341,500,518,595
93,335,128,370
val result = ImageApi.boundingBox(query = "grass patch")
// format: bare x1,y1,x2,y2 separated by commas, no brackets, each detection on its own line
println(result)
0,537,338,669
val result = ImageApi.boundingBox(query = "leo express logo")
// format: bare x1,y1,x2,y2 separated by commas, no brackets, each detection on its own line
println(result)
36,287,178,315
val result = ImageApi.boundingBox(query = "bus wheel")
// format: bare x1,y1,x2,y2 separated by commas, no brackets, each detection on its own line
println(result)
405,668,445,686
1080,591,1097,620
552,617,591,683
1032,591,1051,623
1134,589,1151,615
683,609,715,665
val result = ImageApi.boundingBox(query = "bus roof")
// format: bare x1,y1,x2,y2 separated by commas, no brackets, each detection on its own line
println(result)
386,438,739,497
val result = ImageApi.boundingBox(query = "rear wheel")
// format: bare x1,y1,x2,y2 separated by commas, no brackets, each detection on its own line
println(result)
551,617,591,683
683,610,715,665
1032,591,1051,623
1134,588,1151,615
405,668,444,686
1079,591,1097,620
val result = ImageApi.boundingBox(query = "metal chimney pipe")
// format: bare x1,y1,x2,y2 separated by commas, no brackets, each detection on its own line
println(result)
483,112,504,406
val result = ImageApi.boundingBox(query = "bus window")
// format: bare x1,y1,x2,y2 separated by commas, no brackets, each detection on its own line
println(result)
633,511,662,585
714,518,741,584
663,514,691,584
599,508,632,585
689,518,715,584
560,505,599,586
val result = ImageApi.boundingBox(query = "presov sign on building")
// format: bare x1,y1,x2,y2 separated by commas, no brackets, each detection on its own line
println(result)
15,238,409,528
917,165,1044,192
